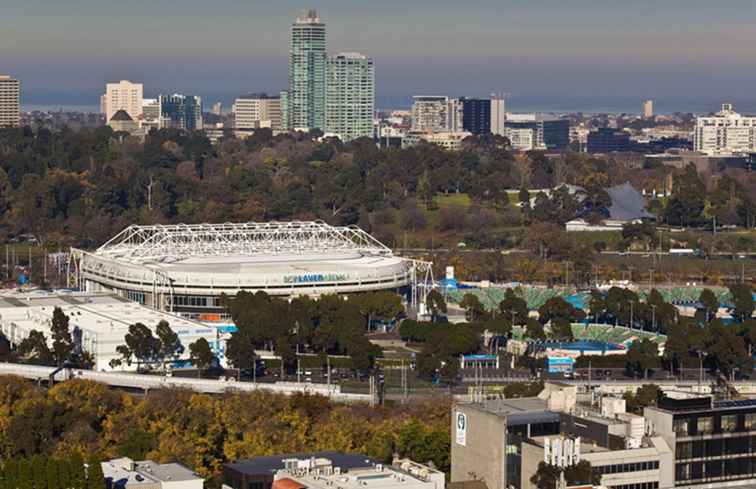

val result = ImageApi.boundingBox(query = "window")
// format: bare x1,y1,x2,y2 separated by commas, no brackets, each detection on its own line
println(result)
697,416,713,435
745,413,756,430
722,414,738,432
674,418,689,436
677,442,692,458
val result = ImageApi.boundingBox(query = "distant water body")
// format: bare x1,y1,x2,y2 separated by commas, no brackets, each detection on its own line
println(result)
22,97,756,117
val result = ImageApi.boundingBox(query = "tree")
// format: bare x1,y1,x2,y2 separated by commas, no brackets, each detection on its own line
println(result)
353,291,403,331
17,330,53,365
531,460,598,489
707,319,752,378
626,338,659,379
86,459,106,489
550,317,574,342
225,331,257,371
525,318,546,340
50,307,74,365
623,384,661,414
698,289,719,323
538,296,585,325
116,323,161,370
46,457,61,489
189,338,215,378
425,290,447,322
459,293,486,322
155,320,184,369
498,289,528,326
729,283,754,323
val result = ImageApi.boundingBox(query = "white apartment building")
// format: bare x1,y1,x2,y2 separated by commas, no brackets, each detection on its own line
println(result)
325,52,375,141
234,94,283,130
0,75,20,127
694,103,756,156
102,80,144,122
411,96,463,132
643,100,654,119
491,94,507,136
401,131,472,151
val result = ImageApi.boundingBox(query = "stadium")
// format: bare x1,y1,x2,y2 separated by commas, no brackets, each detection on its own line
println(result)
70,221,430,318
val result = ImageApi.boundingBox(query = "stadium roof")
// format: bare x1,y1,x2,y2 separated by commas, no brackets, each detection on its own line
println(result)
95,221,393,264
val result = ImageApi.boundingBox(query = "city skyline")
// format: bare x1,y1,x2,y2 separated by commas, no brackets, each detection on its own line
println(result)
2,0,756,113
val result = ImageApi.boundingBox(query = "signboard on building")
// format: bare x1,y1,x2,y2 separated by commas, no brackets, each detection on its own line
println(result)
455,411,467,446
283,273,348,284
547,356,575,374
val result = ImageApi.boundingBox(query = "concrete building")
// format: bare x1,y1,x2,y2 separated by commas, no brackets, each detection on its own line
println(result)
234,93,283,130
289,9,327,130
461,98,491,135
490,95,507,136
587,128,632,153
643,100,654,120
694,104,756,156
159,94,203,130
401,131,472,151
411,96,462,133
325,52,374,141
505,115,570,151
644,393,756,488
0,290,226,371
102,458,203,489
140,98,160,132
0,75,20,127
102,80,143,122
451,383,673,489
212,102,223,116
223,453,443,489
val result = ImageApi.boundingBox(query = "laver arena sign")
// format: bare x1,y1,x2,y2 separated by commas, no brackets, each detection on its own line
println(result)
283,273,349,284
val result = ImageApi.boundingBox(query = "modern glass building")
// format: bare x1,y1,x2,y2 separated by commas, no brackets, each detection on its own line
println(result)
325,52,374,141
461,98,492,135
289,10,327,131
159,94,203,131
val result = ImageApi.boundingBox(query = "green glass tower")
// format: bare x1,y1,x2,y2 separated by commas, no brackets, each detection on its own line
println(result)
289,9,326,131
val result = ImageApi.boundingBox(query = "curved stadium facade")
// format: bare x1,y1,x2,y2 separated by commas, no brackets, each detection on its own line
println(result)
71,221,422,318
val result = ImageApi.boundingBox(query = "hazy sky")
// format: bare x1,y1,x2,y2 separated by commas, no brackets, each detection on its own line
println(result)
3,0,755,111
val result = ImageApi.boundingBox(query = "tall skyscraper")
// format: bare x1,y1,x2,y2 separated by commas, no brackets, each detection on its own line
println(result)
461,98,491,135
490,94,507,136
102,80,143,122
234,93,283,130
642,100,654,119
0,75,20,127
325,52,374,141
289,9,326,131
159,94,203,130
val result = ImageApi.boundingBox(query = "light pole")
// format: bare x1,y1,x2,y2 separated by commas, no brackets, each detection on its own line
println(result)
628,300,634,330
651,304,657,332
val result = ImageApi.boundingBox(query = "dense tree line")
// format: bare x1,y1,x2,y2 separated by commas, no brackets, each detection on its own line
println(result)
0,454,105,489
0,376,452,484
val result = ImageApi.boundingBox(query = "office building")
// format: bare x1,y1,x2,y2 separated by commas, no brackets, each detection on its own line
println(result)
645,393,756,488
505,115,570,151
159,94,203,130
451,383,673,489
587,128,632,153
491,94,507,136
401,131,472,151
643,100,654,119
289,9,327,130
325,52,374,141
102,80,143,122
223,453,443,489
0,75,20,127
212,102,223,116
234,93,283,130
280,90,290,130
461,98,491,135
694,103,756,156
411,96,463,132
102,458,203,489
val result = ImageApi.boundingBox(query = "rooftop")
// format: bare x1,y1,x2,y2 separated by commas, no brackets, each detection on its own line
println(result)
226,452,377,476
102,458,202,486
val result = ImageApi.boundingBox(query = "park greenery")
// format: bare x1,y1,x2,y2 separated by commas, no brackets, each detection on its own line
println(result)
0,376,452,484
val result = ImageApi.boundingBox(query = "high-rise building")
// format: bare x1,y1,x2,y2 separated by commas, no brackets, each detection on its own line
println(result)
461,98,491,135
102,80,143,122
490,94,507,136
505,114,570,151
279,90,290,130
643,100,654,119
158,94,203,130
234,93,283,130
325,52,375,141
212,102,223,116
289,9,327,131
0,75,20,127
694,103,756,156
411,96,457,132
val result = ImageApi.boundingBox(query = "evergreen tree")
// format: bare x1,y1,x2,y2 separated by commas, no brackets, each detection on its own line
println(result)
50,306,74,365
58,458,72,489
31,454,48,489
85,459,106,489
46,458,61,489
18,458,34,489
69,453,86,489
3,459,20,489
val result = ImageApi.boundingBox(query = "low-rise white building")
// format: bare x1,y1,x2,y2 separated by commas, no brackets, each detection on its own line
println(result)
102,458,204,489
0,290,226,371
401,131,472,151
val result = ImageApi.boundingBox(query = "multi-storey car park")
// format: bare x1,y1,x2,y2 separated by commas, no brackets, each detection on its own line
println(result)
70,221,431,320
